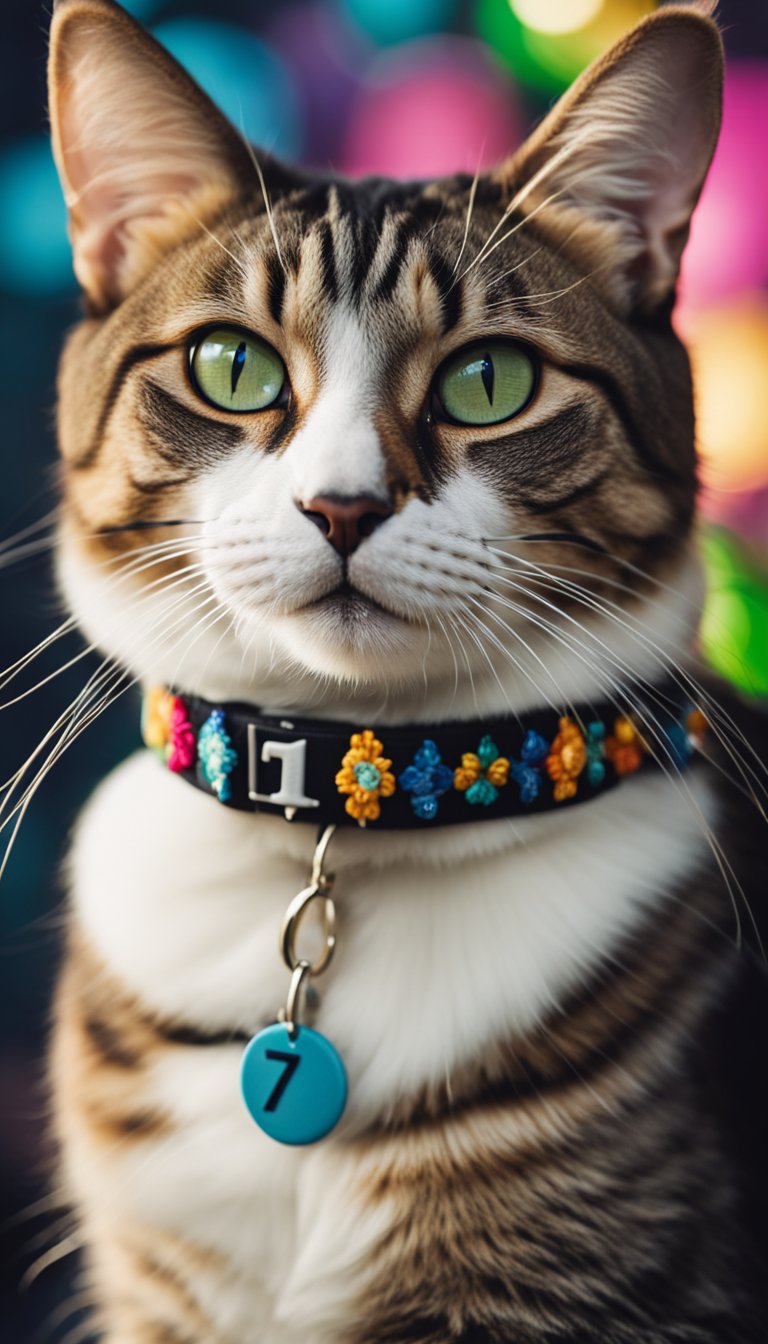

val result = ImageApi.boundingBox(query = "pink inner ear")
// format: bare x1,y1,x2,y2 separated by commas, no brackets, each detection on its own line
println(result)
512,15,723,313
50,11,243,304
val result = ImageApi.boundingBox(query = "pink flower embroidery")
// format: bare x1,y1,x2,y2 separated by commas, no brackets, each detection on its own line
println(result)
166,697,196,773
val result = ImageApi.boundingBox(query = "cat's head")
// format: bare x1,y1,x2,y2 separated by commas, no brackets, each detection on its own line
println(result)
49,0,722,720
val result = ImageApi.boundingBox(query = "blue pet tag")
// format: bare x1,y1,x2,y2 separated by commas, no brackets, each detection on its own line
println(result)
240,1021,348,1146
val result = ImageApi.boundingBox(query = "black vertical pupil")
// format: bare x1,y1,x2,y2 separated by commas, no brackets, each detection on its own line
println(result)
231,341,247,396
480,352,494,406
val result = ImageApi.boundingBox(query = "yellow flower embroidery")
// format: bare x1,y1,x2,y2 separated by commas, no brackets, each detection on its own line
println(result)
545,717,587,802
336,729,396,826
142,686,175,752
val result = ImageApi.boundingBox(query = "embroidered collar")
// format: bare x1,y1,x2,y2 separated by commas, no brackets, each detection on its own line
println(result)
140,687,706,829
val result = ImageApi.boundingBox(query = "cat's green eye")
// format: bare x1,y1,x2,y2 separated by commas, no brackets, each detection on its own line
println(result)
190,328,286,413
436,341,536,427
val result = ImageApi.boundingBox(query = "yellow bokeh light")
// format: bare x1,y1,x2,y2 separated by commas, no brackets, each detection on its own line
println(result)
510,0,605,36
686,297,768,494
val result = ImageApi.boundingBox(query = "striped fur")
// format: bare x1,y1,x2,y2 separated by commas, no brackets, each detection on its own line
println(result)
44,1,767,1340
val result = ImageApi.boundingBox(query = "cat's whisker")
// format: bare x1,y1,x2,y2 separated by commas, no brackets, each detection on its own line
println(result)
475,588,757,953
430,610,462,707
0,559,208,712
485,540,766,763
451,605,519,716
0,508,59,555
462,593,573,719
0,535,207,693
41,1289,96,1343
0,576,212,831
240,137,286,276
18,1231,83,1293
486,555,768,814
457,161,586,285
450,165,481,280
0,534,59,570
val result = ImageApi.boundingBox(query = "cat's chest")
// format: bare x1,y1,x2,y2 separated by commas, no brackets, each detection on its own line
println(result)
71,749,716,1120
66,750,717,1337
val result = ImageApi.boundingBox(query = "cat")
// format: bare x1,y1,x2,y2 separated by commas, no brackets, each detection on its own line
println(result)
43,0,767,1340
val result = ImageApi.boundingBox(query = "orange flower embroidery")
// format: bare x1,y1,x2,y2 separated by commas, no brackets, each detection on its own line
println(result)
335,729,396,826
141,686,175,753
686,708,708,748
604,715,645,776
545,717,587,802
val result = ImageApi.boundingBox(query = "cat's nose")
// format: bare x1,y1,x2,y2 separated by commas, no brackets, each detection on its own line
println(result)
298,495,393,557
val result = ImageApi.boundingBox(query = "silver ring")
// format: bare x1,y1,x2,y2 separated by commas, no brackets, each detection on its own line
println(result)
279,883,336,975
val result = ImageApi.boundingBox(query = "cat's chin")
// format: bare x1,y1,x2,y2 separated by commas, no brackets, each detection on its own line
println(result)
272,587,428,683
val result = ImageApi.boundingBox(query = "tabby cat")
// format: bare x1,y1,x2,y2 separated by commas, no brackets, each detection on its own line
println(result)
45,0,767,1340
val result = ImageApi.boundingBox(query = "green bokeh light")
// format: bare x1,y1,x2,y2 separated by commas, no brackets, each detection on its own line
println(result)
700,529,768,698
476,0,596,92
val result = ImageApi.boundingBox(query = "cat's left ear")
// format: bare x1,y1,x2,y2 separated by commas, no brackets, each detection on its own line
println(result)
494,2,723,317
48,0,281,310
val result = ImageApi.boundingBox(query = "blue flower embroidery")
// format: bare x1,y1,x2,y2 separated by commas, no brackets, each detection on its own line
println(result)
197,709,238,803
509,730,549,803
399,739,454,820
666,721,693,771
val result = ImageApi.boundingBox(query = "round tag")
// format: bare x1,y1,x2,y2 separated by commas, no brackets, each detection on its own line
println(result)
240,1021,348,1146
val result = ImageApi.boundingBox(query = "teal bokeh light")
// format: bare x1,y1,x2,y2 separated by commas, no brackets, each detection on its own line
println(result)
339,0,459,47
121,0,165,19
0,138,73,295
153,19,303,158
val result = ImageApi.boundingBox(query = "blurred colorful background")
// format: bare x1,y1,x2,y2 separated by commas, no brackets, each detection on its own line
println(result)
1,1,766,1338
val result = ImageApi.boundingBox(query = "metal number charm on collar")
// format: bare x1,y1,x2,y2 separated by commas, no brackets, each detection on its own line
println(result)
240,826,348,1145
247,721,320,820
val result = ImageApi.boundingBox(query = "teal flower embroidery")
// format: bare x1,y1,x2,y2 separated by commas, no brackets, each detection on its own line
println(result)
585,722,606,786
197,709,238,803
454,734,510,806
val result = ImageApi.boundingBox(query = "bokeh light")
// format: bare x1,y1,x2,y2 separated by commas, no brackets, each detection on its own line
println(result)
340,0,459,48
700,529,768,697
476,0,655,92
510,0,604,37
679,62,768,314
686,298,768,500
268,3,368,167
121,0,166,18
341,37,524,178
0,139,73,295
152,19,302,158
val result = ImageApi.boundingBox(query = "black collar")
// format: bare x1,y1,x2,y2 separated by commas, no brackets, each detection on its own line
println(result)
141,685,702,830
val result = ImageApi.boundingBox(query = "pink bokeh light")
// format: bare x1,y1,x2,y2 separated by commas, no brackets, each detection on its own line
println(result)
340,37,524,179
679,61,768,313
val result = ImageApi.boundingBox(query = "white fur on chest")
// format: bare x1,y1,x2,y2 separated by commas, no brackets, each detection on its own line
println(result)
69,749,716,1338
72,750,715,1105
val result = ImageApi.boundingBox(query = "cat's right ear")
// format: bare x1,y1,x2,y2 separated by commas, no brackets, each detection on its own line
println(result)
49,0,258,310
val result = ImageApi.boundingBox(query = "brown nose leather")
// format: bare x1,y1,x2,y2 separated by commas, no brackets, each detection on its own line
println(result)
299,495,393,556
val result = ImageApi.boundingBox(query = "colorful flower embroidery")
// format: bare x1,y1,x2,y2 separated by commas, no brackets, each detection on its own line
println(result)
686,708,708,748
336,730,396,826
509,730,549,804
604,715,645,777
141,686,175,755
197,709,238,802
167,696,196,774
666,707,708,769
454,735,510,807
545,717,587,802
585,721,606,786
399,739,454,820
